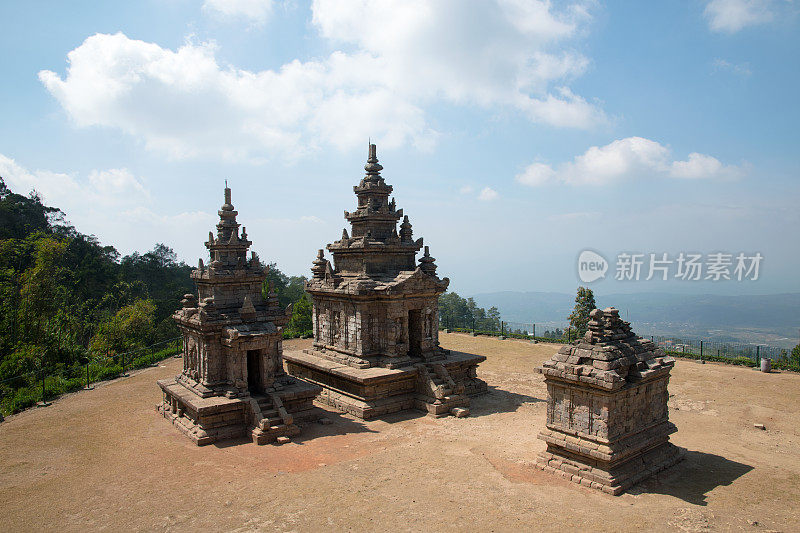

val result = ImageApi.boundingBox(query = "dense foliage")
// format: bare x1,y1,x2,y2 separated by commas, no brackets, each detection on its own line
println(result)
0,178,194,414
0,177,322,415
262,262,313,337
438,291,501,331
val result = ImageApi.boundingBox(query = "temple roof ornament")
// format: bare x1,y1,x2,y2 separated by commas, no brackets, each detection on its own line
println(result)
418,246,437,275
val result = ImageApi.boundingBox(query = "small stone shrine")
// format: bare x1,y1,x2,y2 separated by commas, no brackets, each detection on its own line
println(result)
283,144,486,419
158,185,320,445
536,307,683,494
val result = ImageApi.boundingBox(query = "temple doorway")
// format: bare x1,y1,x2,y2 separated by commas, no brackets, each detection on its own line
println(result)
247,350,262,392
408,309,422,357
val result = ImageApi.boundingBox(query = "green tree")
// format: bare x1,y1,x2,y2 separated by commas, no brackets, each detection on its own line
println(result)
263,262,308,308
791,343,800,367
568,286,596,338
90,299,157,356
287,294,313,335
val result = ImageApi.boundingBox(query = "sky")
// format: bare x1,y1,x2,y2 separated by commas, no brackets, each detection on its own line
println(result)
0,0,798,297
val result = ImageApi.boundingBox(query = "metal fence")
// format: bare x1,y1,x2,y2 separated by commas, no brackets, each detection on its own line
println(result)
649,335,789,362
440,315,795,366
0,337,181,415
440,317,575,343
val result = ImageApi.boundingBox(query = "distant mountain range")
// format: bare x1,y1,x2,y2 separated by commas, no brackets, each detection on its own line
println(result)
470,291,800,348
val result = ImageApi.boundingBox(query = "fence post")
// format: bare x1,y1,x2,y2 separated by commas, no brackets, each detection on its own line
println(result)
567,327,571,343
533,323,536,339
756,345,760,366
472,317,475,334
40,370,48,406
700,340,704,363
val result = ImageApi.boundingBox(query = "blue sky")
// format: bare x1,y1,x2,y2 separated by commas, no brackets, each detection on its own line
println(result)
1,0,798,297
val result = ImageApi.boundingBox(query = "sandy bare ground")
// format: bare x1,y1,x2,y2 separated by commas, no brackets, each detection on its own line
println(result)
1,333,798,532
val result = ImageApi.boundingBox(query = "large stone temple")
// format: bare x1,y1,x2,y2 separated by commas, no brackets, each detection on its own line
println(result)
158,185,320,445
536,307,683,494
283,144,486,419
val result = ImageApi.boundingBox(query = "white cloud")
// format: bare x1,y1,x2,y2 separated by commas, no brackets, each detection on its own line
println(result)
704,0,774,33
517,136,745,186
312,0,604,128
39,33,435,162
669,152,744,180
713,58,752,76
89,168,150,199
516,161,557,187
0,154,148,208
0,153,226,261
40,2,604,162
202,0,274,25
478,187,499,201
459,185,474,194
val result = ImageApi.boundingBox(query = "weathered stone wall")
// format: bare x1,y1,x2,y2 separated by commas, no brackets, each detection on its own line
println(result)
536,307,682,494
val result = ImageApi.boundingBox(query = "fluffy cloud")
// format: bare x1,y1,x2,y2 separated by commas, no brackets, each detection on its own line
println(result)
0,154,148,208
516,137,745,186
202,0,274,25
0,153,220,259
312,0,604,127
39,33,435,161
704,0,775,33
40,1,603,162
478,187,499,201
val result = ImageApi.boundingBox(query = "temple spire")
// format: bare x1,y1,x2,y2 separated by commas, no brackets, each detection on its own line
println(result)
364,143,383,179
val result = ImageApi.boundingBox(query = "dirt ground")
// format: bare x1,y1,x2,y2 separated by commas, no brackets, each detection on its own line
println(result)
1,333,798,532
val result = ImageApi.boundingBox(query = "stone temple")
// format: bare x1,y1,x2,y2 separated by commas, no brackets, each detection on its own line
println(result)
158,185,320,445
536,307,683,494
283,144,486,419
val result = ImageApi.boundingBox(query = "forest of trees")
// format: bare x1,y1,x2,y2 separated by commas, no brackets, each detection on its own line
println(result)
438,291,501,331
0,178,311,415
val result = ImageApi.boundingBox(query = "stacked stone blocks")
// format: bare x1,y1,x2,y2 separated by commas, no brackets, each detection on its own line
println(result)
536,307,683,494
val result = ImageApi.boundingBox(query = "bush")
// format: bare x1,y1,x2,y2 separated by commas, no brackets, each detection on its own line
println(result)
0,338,180,416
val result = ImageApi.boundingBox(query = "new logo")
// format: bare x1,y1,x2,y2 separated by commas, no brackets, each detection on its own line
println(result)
577,250,608,283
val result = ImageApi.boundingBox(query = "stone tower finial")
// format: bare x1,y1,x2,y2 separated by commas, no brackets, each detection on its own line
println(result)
311,249,328,280
400,215,413,242
364,143,383,177
419,245,437,275
223,183,233,211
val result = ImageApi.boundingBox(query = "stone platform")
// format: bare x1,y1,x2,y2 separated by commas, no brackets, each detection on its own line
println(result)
284,348,486,420
157,375,320,446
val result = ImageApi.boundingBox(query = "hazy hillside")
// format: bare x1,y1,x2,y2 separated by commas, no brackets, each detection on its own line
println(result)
471,291,800,348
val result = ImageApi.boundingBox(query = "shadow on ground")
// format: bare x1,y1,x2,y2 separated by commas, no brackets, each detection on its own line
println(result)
292,409,380,444
468,385,544,417
210,409,379,448
629,449,754,505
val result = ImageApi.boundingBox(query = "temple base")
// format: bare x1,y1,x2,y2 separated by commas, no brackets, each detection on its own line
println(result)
536,439,684,495
536,372,683,495
157,376,321,446
283,348,486,420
